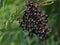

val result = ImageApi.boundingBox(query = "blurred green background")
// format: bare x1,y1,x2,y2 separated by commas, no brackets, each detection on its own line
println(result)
0,0,60,45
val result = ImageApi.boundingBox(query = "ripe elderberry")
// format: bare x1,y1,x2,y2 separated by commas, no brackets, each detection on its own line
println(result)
19,0,50,41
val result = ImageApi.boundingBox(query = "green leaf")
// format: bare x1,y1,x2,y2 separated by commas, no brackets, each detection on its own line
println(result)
5,33,16,45
1,32,10,45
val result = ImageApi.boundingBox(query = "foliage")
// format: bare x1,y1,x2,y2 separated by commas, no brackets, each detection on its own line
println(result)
0,0,60,45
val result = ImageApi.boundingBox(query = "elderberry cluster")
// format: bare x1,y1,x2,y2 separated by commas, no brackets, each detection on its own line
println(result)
19,1,50,40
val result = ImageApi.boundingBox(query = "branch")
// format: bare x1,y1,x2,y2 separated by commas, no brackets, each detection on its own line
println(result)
36,0,54,9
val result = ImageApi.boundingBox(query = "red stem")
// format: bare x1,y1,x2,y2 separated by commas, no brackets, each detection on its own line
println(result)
36,2,45,9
